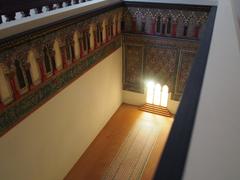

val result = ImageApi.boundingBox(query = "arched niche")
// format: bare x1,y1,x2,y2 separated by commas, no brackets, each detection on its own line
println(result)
176,17,184,37
14,59,28,95
183,22,189,37
136,15,143,33
95,22,103,47
117,12,122,34
89,24,95,51
156,15,162,34
79,28,90,57
53,39,63,71
27,50,41,86
113,14,117,36
145,15,153,34
0,63,13,105
166,16,172,34
188,17,197,38
65,36,75,63
171,17,178,36
43,45,54,78
102,19,107,43
73,31,81,60
107,17,113,40
161,17,167,35
113,13,118,36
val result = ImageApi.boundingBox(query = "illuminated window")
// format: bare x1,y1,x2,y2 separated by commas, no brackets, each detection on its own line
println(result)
153,83,161,106
146,81,169,107
161,85,169,107
146,81,155,104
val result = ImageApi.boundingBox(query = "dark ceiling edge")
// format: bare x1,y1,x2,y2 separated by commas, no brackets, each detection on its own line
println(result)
154,6,217,180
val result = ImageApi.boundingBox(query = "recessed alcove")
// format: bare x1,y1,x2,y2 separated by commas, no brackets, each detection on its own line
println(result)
0,1,222,180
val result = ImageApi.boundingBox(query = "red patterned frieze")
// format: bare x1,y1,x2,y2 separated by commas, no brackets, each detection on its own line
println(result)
123,7,208,40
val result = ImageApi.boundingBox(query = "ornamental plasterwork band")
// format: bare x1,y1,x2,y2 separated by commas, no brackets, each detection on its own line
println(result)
0,7,123,136
0,4,209,136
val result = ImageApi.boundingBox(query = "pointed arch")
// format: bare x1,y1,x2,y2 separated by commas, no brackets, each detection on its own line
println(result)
156,16,162,33
167,16,172,34
108,17,114,40
96,22,103,46
146,82,169,107
53,39,63,70
73,31,81,60
113,14,117,36
43,45,53,78
14,59,28,94
102,19,107,43
27,50,41,86
161,17,166,35
89,24,95,51
65,37,75,63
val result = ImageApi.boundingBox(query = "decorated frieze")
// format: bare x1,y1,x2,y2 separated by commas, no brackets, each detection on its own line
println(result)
0,37,121,136
0,7,123,136
123,34,199,100
122,7,209,39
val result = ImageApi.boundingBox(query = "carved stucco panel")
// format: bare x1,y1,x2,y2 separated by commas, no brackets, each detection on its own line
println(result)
123,34,199,100
144,46,178,92
123,44,144,92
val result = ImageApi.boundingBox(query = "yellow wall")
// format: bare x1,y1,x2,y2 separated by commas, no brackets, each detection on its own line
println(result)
0,48,122,180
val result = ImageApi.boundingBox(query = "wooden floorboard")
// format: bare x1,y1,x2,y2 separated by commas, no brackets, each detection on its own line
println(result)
64,104,173,180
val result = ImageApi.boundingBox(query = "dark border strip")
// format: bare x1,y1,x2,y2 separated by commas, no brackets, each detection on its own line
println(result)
154,6,217,180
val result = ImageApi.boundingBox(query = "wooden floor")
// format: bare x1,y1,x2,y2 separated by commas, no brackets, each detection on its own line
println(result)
65,104,173,180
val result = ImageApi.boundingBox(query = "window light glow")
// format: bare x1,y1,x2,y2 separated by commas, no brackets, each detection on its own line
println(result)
160,85,169,107
153,83,161,106
145,81,169,107
146,81,155,104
